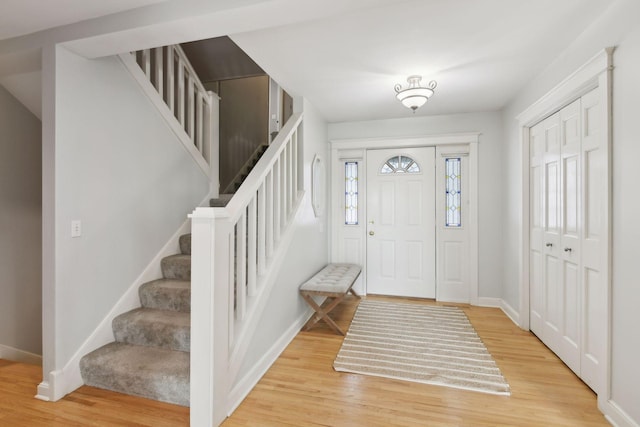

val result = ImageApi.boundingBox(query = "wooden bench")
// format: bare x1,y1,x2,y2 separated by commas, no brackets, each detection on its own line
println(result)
299,263,361,335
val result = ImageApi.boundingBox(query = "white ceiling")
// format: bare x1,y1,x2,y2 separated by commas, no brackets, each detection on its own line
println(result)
0,0,167,41
0,0,615,123
231,0,614,122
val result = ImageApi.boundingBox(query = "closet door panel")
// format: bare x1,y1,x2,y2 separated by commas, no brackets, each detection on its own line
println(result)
559,99,581,374
580,88,606,394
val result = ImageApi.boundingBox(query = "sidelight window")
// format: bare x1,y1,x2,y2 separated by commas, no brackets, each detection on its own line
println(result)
445,157,462,227
345,162,358,225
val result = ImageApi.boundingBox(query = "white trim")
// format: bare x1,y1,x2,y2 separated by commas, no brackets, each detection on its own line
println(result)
330,132,479,305
227,307,315,415
118,53,211,177
37,195,208,401
0,344,42,365
517,47,613,400
227,191,307,383
499,299,520,326
476,297,502,307
35,381,51,401
601,399,640,427
331,132,480,150
468,142,479,306
517,48,613,126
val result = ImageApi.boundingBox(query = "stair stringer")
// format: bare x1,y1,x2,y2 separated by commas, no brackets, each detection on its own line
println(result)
39,194,209,402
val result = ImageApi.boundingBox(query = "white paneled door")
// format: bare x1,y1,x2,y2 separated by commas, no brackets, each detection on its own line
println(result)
366,147,435,298
528,88,606,394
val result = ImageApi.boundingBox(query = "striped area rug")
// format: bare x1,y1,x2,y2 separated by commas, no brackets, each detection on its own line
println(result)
333,300,510,395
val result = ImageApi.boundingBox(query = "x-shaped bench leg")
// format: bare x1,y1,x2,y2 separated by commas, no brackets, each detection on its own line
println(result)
301,293,347,335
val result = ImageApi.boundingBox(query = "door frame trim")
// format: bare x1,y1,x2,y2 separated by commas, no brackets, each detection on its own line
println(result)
516,48,613,401
330,133,479,304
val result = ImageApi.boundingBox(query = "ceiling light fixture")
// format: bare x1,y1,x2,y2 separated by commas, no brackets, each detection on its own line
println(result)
394,75,437,112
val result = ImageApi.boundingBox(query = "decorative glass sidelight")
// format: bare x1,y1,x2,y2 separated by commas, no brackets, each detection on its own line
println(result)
380,155,420,174
445,157,462,227
345,162,358,225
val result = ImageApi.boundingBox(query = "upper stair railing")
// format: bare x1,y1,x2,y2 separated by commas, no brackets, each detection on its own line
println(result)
119,45,219,191
190,112,304,426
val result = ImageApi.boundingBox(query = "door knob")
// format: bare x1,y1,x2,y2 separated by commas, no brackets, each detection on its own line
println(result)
564,247,572,252
369,231,375,236
545,243,553,247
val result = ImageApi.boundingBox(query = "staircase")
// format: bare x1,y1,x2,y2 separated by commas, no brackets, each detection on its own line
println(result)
211,143,270,207
79,234,192,406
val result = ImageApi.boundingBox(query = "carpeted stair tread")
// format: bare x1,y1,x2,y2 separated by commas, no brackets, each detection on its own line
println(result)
113,308,190,352
80,342,189,406
139,279,190,312
179,233,191,255
161,254,190,280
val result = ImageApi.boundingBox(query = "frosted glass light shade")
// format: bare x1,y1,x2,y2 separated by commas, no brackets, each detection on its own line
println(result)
394,76,437,111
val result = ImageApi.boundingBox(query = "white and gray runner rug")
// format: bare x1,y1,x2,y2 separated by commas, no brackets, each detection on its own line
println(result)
333,300,510,395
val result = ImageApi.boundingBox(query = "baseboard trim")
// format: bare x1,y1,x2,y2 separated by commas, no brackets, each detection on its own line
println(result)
499,299,520,326
35,381,51,401
601,398,640,427
227,307,314,416
476,297,501,308
42,216,196,401
0,344,42,365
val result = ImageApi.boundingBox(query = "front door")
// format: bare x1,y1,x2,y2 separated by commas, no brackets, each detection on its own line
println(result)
366,147,435,298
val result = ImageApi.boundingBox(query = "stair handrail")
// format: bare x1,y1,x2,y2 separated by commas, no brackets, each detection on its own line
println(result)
190,112,303,426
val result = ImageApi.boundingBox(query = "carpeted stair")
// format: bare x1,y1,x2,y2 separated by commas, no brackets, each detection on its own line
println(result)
79,233,192,406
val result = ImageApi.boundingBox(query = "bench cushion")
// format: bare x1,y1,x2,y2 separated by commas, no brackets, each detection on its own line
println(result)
299,263,361,294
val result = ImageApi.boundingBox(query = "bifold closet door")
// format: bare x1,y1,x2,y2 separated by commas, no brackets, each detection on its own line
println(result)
529,98,582,376
529,87,607,395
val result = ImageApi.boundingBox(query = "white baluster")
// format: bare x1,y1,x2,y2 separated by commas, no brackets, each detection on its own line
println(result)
141,49,151,77
266,171,274,259
257,182,266,276
152,48,163,98
274,160,281,243
177,59,185,128
196,93,204,154
280,151,286,228
292,129,298,197
247,197,257,296
236,212,247,321
166,47,175,114
187,75,195,139
227,226,235,348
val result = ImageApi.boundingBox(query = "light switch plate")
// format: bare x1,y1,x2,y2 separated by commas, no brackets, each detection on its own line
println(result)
71,220,81,238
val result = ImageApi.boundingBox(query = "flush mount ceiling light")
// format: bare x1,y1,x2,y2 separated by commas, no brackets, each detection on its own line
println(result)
394,75,437,112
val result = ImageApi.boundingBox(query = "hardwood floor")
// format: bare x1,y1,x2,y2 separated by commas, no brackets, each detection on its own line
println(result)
223,296,608,427
0,360,189,426
0,295,608,426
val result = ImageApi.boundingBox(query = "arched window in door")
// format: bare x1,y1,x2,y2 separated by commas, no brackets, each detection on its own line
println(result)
380,155,420,174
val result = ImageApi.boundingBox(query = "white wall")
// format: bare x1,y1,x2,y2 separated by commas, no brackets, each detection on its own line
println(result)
328,112,504,299
235,99,329,380
501,0,640,423
0,84,42,358
45,46,209,373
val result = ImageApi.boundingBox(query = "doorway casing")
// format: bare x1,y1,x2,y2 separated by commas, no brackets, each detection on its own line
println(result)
516,47,613,416
329,133,479,304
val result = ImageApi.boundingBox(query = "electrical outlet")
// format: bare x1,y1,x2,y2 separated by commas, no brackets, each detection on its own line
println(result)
71,220,82,238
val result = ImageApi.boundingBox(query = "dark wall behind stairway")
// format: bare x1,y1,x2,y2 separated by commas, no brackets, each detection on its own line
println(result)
212,76,269,192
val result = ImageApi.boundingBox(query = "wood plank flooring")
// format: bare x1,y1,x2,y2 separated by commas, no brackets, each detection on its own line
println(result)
223,296,608,427
0,295,608,426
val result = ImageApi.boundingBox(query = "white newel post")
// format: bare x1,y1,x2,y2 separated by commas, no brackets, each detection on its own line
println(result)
189,207,216,426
